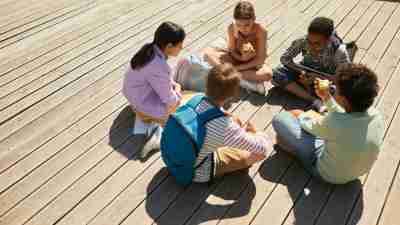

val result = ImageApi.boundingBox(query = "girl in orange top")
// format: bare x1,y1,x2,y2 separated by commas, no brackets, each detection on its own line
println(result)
203,1,272,95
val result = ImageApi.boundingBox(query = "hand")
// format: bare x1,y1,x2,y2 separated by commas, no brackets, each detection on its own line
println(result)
289,109,304,118
314,79,330,102
245,121,257,133
234,116,245,128
298,72,313,91
247,152,266,164
166,101,180,115
225,113,245,128
239,50,256,62
174,82,182,94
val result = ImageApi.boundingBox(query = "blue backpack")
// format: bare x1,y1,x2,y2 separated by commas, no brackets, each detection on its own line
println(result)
160,94,225,186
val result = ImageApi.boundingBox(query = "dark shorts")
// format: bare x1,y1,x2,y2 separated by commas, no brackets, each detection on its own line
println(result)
271,66,301,87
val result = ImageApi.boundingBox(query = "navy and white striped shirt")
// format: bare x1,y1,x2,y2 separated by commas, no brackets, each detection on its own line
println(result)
193,99,270,182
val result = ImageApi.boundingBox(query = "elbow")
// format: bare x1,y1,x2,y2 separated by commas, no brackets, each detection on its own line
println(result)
255,56,266,67
259,55,267,65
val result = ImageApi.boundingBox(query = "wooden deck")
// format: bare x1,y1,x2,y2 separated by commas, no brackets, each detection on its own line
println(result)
0,0,399,224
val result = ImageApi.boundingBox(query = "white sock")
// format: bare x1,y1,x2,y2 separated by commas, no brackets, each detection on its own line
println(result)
146,122,159,136
133,117,150,135
141,126,163,158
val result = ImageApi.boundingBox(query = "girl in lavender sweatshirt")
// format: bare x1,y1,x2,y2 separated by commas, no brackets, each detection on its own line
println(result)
123,22,186,157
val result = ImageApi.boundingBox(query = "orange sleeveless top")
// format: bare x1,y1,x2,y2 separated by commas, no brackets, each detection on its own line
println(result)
232,23,262,55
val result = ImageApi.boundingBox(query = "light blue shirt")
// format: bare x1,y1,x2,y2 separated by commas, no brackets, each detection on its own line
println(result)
299,97,385,184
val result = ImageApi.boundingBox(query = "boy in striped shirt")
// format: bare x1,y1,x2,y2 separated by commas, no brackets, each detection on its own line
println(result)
271,17,350,113
192,63,270,183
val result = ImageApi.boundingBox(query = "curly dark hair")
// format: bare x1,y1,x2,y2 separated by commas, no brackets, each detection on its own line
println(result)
336,64,379,112
308,17,334,38
206,63,241,102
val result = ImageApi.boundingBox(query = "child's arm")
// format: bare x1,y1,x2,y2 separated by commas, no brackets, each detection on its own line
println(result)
226,24,243,62
147,70,181,113
223,118,270,156
298,112,333,139
325,96,346,113
334,44,351,67
280,38,306,74
314,80,346,113
235,27,268,71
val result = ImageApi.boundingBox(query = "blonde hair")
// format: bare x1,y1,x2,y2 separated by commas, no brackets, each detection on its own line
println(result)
206,63,241,102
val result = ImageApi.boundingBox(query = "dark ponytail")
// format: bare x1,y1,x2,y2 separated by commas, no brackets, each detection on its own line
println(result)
130,21,186,70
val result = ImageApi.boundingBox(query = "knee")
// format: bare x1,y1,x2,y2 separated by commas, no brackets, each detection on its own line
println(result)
271,67,294,87
272,112,286,130
243,151,266,166
256,65,273,81
202,47,215,58
272,111,295,134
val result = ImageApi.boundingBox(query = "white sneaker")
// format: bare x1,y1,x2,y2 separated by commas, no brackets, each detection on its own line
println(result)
240,79,266,95
140,126,162,159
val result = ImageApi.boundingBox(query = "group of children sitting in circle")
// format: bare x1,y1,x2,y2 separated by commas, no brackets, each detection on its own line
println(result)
122,1,384,185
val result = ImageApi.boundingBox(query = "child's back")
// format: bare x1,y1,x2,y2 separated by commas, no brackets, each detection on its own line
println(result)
122,21,186,158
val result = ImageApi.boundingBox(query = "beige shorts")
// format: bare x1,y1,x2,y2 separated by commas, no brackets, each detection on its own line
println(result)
132,91,200,126
214,147,253,177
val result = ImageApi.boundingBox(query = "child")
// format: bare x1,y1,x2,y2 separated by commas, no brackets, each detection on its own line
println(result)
272,17,351,112
202,1,272,95
272,64,384,184
165,63,270,183
122,22,185,157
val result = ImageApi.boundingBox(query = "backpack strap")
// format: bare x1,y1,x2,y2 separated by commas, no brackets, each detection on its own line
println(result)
185,94,224,123
186,94,206,109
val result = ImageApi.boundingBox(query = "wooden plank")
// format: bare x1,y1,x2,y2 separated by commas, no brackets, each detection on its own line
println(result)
377,150,400,225
87,164,180,225
0,0,152,81
0,0,236,179
0,0,188,142
251,163,310,225
182,0,306,119
355,2,399,50
2,0,228,193
0,0,239,190
0,0,185,109
281,3,400,224
209,129,284,225
0,0,100,50
220,1,373,224
0,0,244,223
335,0,377,39
0,0,90,36
139,1,345,225
311,3,400,225
269,0,362,67
344,0,385,43
0,123,133,225
0,92,129,212
0,66,125,173
14,0,245,224
345,54,400,225
0,0,67,30
90,0,290,223
0,0,396,225
23,138,158,225
56,155,169,225
238,0,361,221
0,0,68,21
22,0,278,223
